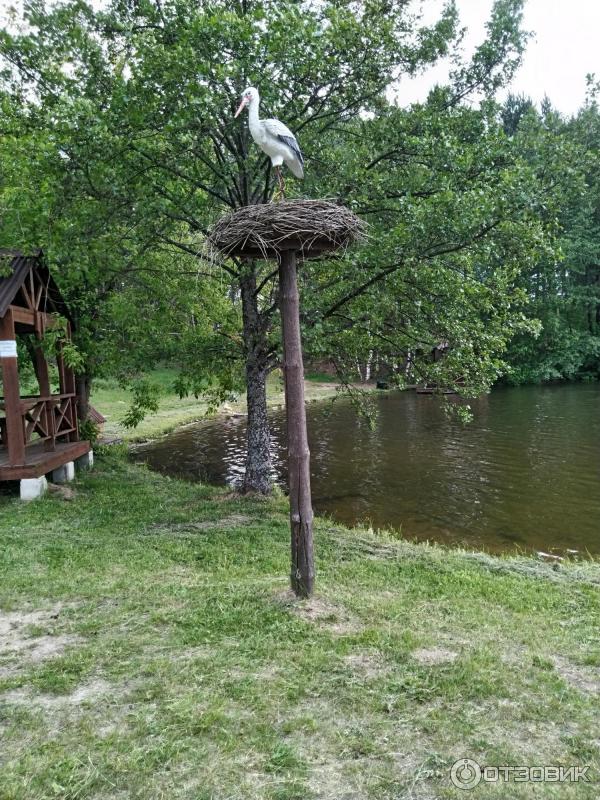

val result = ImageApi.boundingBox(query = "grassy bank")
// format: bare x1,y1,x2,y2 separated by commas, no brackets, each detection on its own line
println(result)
93,369,347,442
0,453,599,799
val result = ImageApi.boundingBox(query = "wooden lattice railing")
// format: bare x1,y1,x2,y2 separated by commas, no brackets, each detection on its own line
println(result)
0,393,77,450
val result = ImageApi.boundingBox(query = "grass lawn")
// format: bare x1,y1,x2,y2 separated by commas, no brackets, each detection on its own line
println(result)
0,451,599,799
92,369,346,442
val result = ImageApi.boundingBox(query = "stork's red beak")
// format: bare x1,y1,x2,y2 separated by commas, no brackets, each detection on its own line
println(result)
234,97,248,118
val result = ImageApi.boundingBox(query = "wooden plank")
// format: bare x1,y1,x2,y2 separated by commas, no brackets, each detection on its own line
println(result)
55,347,69,441
24,401,45,443
20,269,34,310
56,326,78,442
63,324,77,394
0,440,90,480
9,306,56,329
64,322,79,441
35,279,44,310
29,268,35,309
9,306,35,325
0,309,26,466
31,342,55,451
31,343,51,395
0,394,76,413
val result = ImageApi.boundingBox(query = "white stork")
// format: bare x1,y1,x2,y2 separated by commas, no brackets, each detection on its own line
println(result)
234,86,304,197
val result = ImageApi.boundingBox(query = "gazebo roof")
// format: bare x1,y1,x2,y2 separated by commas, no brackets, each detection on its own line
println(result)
0,249,74,325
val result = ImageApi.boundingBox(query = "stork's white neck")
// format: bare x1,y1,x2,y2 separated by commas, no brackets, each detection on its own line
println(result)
247,93,261,137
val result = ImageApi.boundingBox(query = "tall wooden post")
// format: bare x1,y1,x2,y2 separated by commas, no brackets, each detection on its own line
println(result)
209,199,364,597
278,249,315,597
0,309,25,466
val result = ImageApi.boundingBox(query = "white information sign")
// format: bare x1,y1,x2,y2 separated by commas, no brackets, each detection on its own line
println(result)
0,340,18,358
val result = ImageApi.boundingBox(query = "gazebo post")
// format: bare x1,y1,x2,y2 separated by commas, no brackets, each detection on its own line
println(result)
278,249,315,597
0,309,25,466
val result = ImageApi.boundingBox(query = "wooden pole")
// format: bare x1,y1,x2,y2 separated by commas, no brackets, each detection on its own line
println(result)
31,339,55,451
0,309,26,466
278,249,315,597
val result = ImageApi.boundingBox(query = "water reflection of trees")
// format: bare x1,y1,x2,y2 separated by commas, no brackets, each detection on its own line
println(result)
136,387,600,555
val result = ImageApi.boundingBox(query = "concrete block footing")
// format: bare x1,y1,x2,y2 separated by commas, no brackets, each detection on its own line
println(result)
20,476,48,502
16,449,93,501
52,461,75,484
75,450,94,470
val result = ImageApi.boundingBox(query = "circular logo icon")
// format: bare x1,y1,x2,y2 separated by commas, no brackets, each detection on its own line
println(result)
451,758,482,790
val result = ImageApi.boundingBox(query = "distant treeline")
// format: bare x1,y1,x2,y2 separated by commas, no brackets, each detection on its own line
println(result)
501,93,600,384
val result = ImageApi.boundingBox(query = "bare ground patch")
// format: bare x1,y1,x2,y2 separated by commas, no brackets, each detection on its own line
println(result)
342,652,389,680
274,590,362,635
412,648,458,666
0,604,83,676
2,679,114,710
285,698,434,800
0,678,140,743
47,483,77,501
553,656,600,695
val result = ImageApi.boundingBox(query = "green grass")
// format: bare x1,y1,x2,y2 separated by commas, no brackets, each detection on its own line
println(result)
92,369,343,442
0,451,599,799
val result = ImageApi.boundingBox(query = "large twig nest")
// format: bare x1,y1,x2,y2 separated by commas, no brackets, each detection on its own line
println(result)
208,199,366,260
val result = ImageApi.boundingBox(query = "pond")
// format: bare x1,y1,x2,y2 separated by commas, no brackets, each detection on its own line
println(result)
133,384,600,555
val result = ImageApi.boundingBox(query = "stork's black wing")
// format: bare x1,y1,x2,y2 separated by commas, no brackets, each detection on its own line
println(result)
264,119,304,165
277,134,304,166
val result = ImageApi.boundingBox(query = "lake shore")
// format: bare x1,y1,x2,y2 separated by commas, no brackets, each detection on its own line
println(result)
1,450,598,798
92,370,376,444
130,382,600,557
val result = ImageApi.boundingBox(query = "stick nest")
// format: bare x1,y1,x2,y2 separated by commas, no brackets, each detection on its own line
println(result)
208,199,366,259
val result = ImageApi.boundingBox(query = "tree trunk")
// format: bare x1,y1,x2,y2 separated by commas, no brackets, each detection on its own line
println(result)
76,373,92,423
278,250,315,598
365,350,373,382
240,271,273,494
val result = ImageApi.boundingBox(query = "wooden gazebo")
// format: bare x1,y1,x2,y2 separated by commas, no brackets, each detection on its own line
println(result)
0,250,90,497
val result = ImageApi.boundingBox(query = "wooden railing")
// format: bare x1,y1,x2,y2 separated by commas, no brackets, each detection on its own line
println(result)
0,393,77,451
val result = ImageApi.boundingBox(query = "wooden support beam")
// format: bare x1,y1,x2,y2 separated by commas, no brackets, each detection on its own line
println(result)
31,342,55,451
0,309,26,466
9,305,56,330
9,306,35,326
278,249,315,598
55,325,78,442
64,322,79,441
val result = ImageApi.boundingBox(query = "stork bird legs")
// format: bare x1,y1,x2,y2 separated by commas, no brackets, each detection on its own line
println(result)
272,166,286,202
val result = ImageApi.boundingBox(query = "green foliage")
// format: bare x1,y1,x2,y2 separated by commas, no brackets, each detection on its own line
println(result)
78,418,100,445
0,0,560,447
40,315,85,372
301,96,550,396
120,377,161,429
444,401,474,425
503,92,600,383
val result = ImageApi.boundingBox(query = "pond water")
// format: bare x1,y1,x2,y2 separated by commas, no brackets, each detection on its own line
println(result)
133,384,600,555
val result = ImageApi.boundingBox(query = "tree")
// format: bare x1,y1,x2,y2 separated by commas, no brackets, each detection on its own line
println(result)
503,91,600,383
1,0,538,492
501,92,534,135
0,87,234,421
298,95,550,398
1,0,467,491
